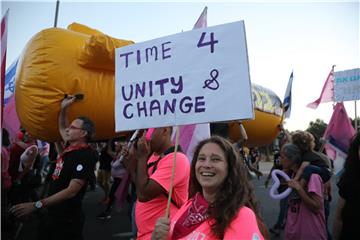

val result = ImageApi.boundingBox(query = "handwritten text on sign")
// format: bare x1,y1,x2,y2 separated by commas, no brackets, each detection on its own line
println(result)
115,21,253,131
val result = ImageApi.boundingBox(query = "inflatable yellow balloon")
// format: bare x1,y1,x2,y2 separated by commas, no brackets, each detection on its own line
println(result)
15,23,134,142
229,84,283,147
16,23,283,145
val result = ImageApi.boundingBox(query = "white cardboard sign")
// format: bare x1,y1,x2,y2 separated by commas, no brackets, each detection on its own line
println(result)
334,68,360,102
115,21,254,131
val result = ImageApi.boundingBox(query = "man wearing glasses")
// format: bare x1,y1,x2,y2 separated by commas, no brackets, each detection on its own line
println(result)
10,95,97,240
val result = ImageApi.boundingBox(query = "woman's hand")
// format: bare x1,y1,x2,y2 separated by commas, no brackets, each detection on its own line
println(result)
287,179,301,191
152,217,170,240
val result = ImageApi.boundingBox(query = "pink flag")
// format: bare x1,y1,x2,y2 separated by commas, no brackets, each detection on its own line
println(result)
175,124,211,161
175,7,210,161
3,94,20,142
307,65,335,109
323,102,355,155
193,6,207,29
1,9,9,126
323,102,355,174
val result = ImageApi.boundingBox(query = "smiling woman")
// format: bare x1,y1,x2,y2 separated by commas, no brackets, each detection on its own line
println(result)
194,142,228,202
152,136,268,240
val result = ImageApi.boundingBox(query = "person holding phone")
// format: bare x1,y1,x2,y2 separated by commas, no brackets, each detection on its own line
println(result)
123,127,191,240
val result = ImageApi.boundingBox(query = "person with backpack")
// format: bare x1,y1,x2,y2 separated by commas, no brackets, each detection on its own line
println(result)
123,127,190,240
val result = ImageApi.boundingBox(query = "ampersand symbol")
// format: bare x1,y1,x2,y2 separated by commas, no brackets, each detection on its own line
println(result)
203,69,219,90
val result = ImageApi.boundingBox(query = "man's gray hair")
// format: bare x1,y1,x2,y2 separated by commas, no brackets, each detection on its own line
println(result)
78,116,95,142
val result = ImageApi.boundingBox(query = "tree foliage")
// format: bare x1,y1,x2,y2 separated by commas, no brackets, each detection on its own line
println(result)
306,119,327,150
351,117,360,131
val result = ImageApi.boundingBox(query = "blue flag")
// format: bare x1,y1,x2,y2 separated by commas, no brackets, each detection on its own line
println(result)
283,71,293,118
4,59,18,105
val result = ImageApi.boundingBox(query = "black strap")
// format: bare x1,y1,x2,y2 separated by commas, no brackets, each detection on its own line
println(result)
147,156,163,175
146,146,183,174
146,145,183,208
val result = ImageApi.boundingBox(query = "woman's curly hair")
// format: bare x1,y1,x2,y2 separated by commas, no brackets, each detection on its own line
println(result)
189,136,268,239
291,130,315,153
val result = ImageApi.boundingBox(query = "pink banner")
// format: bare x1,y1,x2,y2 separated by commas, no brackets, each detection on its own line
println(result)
3,94,20,142
1,10,9,127
307,66,335,109
323,102,355,154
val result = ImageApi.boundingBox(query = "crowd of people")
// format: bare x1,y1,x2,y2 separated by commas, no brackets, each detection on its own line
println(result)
1,95,359,240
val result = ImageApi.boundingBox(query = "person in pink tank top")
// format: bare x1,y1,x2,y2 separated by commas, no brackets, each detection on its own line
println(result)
152,136,267,240
122,127,191,240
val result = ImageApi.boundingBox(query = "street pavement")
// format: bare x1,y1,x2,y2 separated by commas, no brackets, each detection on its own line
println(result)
13,160,339,240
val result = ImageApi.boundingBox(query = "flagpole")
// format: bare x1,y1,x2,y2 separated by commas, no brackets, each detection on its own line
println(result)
165,126,180,219
1,9,9,147
355,101,358,131
1,9,9,127
54,0,60,28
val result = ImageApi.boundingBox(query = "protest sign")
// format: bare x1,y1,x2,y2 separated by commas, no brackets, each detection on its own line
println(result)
115,21,253,131
334,68,360,102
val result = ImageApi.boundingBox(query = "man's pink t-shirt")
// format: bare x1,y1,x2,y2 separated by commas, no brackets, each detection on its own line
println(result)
285,174,327,240
136,152,190,240
169,200,264,240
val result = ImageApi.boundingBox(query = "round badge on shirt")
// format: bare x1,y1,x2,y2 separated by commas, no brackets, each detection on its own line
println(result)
76,164,83,171
252,233,260,240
